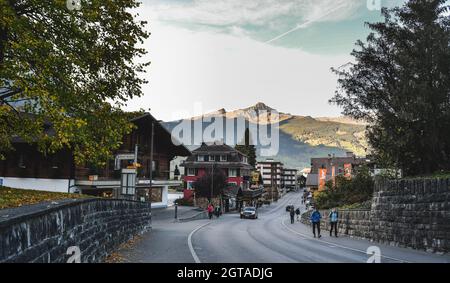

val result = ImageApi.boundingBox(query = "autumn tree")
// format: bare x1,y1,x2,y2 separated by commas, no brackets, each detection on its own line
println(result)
330,0,450,176
193,169,227,200
0,0,149,165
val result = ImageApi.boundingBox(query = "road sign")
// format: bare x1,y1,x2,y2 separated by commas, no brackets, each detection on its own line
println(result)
115,153,136,170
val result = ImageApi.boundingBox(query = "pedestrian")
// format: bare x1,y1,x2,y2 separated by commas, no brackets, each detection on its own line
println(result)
215,205,221,218
290,207,295,224
295,207,301,222
207,203,214,220
310,208,322,238
329,208,339,237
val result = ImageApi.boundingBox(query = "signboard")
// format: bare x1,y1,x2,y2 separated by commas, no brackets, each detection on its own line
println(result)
344,163,352,179
251,172,260,184
115,153,136,170
318,168,327,191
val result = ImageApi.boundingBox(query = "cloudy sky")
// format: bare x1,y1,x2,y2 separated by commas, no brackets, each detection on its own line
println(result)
125,0,406,121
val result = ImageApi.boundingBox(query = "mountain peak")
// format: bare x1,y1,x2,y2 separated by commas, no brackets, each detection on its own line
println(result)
216,108,226,115
245,102,275,112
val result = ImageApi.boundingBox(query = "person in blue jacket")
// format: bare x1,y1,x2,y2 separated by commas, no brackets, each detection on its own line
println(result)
310,208,322,238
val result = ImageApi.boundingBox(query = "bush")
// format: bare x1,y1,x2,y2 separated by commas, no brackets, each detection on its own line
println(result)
315,167,374,209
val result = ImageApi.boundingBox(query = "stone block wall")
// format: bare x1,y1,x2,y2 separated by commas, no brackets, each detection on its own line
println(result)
301,209,372,239
301,177,450,253
0,198,152,263
369,178,450,253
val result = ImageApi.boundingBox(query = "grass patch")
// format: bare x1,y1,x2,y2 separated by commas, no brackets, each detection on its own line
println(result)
0,186,90,210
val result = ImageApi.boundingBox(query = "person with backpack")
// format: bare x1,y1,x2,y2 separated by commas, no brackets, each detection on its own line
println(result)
329,208,339,237
289,207,295,224
295,207,301,222
310,208,322,238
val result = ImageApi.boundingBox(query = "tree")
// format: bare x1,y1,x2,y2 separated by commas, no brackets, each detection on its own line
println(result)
0,0,149,166
330,0,450,177
235,128,257,167
315,167,374,209
193,169,227,200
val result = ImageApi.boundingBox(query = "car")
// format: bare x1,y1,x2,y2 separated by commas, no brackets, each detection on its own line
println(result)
286,205,294,212
240,207,258,219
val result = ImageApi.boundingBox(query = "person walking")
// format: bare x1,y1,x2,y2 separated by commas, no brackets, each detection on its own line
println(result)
207,203,214,220
329,208,339,237
289,207,295,224
215,205,221,218
295,207,301,222
310,208,322,238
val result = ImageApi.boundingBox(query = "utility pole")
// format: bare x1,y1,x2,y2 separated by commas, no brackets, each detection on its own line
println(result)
149,121,154,227
210,162,214,202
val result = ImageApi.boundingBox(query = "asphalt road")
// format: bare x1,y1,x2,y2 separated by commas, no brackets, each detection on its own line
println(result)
115,192,450,263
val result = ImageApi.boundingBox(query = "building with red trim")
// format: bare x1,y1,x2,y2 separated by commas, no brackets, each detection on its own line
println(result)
181,143,254,192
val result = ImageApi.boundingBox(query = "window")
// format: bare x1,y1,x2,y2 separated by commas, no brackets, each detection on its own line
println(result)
18,154,26,169
198,155,205,162
229,168,237,177
228,182,238,186
243,157,248,164
220,155,227,162
187,181,194,190
187,168,196,176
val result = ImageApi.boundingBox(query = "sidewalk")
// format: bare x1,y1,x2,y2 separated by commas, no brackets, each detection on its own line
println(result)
282,215,450,263
152,205,202,223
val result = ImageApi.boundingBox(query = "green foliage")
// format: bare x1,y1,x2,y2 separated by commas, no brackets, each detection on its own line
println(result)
330,0,450,176
0,0,149,166
280,116,368,156
193,169,228,200
315,167,375,209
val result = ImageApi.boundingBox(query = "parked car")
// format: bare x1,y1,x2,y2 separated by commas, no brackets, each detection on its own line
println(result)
286,205,294,212
241,207,258,219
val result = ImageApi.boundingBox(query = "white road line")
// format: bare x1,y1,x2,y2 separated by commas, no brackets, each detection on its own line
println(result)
281,217,409,263
188,221,212,263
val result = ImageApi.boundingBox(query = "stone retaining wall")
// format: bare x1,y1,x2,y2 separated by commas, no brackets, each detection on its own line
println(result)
301,177,450,253
0,198,152,263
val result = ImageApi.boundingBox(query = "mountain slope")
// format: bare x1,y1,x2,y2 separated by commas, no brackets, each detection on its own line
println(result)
163,103,368,169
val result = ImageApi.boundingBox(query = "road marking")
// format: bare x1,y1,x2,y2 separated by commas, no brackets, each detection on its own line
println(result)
281,217,409,263
188,221,212,263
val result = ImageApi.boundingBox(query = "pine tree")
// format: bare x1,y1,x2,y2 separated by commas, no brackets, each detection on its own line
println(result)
330,0,450,176
235,128,257,168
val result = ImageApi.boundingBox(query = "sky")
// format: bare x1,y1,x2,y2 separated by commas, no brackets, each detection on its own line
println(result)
124,0,407,121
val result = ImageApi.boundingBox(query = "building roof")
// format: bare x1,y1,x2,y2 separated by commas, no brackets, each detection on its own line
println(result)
310,155,368,174
192,142,246,156
9,111,191,157
183,143,250,168
131,113,191,157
